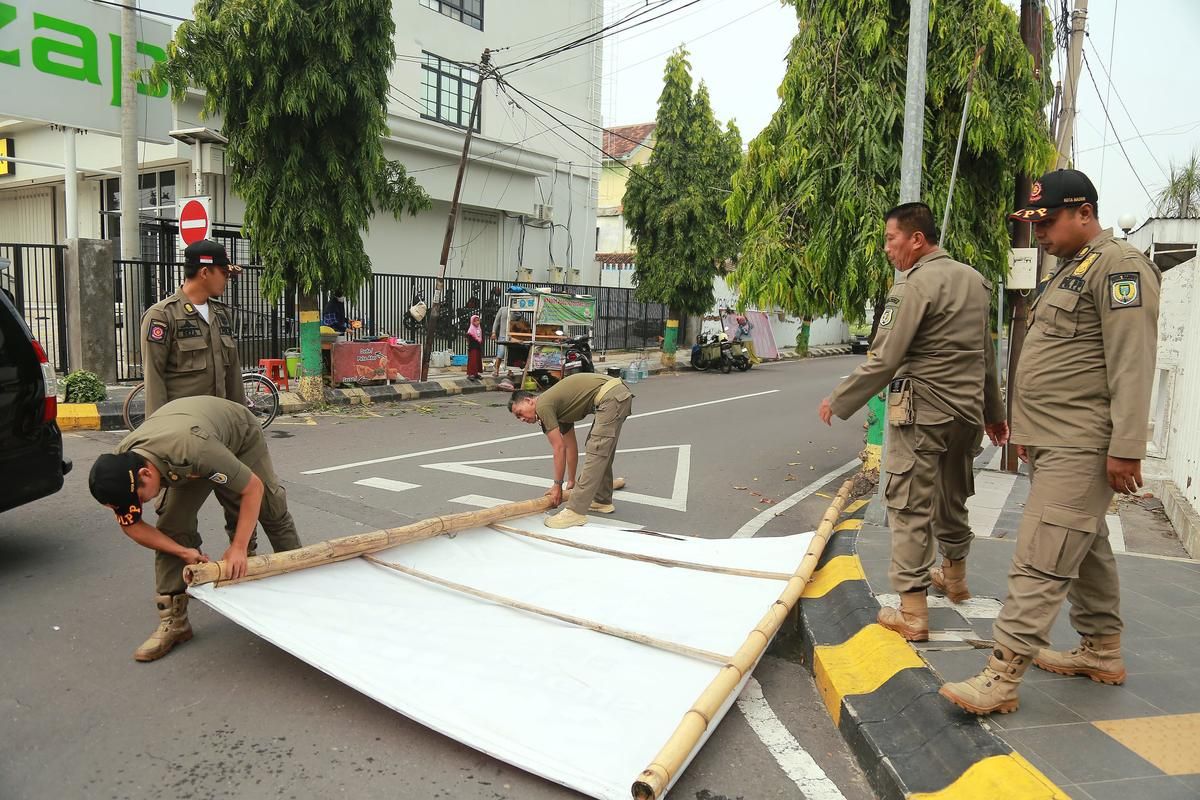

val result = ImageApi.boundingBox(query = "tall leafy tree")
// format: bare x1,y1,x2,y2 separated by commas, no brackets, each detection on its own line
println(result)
1155,150,1200,218
727,0,1054,336
623,49,742,355
159,0,429,397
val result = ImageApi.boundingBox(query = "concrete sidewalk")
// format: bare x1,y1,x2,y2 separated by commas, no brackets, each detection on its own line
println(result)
858,460,1200,799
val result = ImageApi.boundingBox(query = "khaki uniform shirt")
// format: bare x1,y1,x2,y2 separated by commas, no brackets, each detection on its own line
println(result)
140,289,244,417
830,248,1003,428
1011,229,1160,459
117,396,260,493
535,373,612,433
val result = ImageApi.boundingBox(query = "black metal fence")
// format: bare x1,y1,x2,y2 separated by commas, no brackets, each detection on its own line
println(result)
0,243,68,373
113,264,668,382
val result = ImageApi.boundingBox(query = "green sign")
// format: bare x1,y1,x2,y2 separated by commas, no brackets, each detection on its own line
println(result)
538,295,596,326
0,0,173,142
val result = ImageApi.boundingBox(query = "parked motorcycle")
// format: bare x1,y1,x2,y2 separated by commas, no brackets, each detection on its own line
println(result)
728,339,752,371
690,333,732,374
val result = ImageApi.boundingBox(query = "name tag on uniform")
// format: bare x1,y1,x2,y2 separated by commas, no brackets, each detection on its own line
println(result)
177,323,203,339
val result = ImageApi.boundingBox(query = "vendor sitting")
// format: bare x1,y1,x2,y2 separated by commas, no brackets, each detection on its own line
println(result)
322,292,350,334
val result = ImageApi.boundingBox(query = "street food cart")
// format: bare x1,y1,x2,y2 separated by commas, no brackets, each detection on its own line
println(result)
498,289,596,388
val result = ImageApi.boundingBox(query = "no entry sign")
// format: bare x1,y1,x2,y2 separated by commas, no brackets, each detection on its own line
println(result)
176,196,212,251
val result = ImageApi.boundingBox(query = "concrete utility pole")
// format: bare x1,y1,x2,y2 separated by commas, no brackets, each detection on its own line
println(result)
867,0,930,523
120,0,139,259
1055,0,1089,169
421,49,491,382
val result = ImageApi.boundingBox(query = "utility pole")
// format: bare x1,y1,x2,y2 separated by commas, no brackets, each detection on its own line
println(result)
1003,0,1085,471
120,0,139,259
421,49,491,381
867,0,929,523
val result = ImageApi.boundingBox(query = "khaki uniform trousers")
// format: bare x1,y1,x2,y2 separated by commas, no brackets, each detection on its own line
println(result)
152,429,302,595
993,446,1121,657
884,419,979,593
566,384,633,515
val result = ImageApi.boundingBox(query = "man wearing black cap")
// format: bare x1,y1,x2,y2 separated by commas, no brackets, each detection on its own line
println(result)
89,396,302,662
941,169,1160,715
139,238,247,551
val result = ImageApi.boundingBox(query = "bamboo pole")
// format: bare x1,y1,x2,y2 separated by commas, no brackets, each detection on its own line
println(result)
489,523,793,581
362,555,731,664
183,479,629,588
630,479,854,800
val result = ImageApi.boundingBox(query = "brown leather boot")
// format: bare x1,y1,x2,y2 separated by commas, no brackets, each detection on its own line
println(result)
939,645,1030,715
134,594,193,662
877,590,929,641
930,557,971,603
1034,634,1126,684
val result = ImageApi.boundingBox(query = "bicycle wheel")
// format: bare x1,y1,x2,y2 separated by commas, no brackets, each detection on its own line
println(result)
123,383,147,430
242,372,280,429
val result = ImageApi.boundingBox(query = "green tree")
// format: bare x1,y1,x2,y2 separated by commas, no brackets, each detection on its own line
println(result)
727,0,1054,336
159,0,429,398
1155,150,1200,218
623,49,742,358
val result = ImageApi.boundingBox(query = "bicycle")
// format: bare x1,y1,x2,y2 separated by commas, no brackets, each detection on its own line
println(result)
122,370,281,430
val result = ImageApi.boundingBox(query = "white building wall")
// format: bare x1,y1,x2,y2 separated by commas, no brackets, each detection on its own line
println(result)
707,274,850,349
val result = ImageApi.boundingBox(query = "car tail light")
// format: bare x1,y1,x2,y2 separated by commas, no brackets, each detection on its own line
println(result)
31,339,57,424
567,352,579,362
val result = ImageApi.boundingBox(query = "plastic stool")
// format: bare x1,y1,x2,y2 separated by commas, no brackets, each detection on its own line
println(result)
258,358,289,391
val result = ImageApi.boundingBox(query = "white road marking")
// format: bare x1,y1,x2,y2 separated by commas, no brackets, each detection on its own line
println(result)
737,678,845,800
447,495,645,529
986,446,1003,471
1107,513,1126,553
731,459,860,539
966,471,1018,539
447,494,513,509
877,594,1003,619
973,536,1200,563
354,477,420,493
426,445,691,511
302,390,780,475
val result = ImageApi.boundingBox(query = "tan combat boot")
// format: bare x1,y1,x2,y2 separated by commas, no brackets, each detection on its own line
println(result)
930,557,971,603
939,646,1030,715
877,591,929,641
1034,634,1126,685
134,594,193,662
545,508,588,529
588,501,615,514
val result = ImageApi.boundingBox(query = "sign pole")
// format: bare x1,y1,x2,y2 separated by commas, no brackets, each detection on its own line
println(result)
119,0,139,260
63,127,78,240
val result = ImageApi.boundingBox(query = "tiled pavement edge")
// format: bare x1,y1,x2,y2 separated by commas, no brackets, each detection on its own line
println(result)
855,475,1200,799
794,500,1069,800
56,345,854,431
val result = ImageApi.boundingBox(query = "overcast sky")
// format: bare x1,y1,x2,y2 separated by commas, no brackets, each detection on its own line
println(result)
598,0,1200,231
142,0,1199,231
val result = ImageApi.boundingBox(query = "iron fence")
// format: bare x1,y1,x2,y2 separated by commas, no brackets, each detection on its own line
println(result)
111,264,669,382
0,243,68,373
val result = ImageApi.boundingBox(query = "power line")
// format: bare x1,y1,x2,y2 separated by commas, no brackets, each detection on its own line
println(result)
494,0,651,60
1075,118,1200,155
90,0,189,23
1084,34,1168,180
1080,52,1155,206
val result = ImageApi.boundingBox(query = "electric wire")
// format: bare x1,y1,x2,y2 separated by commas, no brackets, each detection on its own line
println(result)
1084,34,1168,180
1080,52,1155,206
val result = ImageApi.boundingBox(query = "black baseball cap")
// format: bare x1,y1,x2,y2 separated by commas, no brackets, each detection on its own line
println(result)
1009,169,1098,222
89,451,146,526
184,239,242,273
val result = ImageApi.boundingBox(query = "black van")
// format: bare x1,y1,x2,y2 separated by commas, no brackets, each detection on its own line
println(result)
0,284,71,513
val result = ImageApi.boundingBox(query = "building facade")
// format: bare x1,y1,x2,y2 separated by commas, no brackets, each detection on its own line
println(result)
0,0,605,284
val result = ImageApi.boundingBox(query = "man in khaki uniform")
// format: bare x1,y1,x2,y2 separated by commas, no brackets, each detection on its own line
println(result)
509,373,633,529
941,169,1160,715
140,239,246,546
820,202,1007,640
88,396,302,662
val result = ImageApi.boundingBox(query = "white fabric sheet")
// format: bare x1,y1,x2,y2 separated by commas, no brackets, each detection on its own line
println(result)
190,516,815,799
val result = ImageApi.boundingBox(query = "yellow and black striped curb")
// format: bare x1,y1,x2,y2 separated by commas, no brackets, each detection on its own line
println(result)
797,502,1069,800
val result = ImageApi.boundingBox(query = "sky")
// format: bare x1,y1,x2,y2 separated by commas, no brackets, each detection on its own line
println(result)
141,0,1200,231
598,0,1200,231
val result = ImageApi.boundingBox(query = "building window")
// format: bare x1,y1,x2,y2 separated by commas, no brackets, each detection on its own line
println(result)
419,0,482,30
102,169,177,218
421,53,480,131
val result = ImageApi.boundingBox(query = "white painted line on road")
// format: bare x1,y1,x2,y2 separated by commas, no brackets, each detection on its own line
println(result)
303,390,779,475
448,494,512,509
1107,513,1126,553
986,446,1003,471
447,495,645,529
354,477,421,493
731,459,860,539
737,677,845,800
427,445,691,511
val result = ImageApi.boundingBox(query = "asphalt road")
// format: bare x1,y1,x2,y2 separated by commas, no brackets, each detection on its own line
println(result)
1,356,875,800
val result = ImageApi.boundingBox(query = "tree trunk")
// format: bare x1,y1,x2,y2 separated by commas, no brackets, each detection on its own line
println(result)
796,316,812,356
297,291,324,403
660,307,680,369
869,297,887,343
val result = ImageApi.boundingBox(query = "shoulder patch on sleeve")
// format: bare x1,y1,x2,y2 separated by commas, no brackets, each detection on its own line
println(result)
880,307,896,328
208,472,228,485
148,320,168,343
1109,272,1142,309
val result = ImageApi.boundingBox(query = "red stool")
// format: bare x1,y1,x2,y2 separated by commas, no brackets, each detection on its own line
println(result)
259,358,290,391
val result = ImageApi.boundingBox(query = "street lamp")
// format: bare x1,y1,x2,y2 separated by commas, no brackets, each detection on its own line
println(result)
169,127,228,196
1118,213,1137,239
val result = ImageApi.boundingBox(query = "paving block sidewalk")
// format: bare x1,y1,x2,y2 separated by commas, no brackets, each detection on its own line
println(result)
858,462,1200,799
57,344,853,431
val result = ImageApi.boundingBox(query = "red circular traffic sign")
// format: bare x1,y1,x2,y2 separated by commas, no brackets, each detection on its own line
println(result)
179,199,210,245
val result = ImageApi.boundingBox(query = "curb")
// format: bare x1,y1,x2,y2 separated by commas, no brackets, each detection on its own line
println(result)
795,502,1068,800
